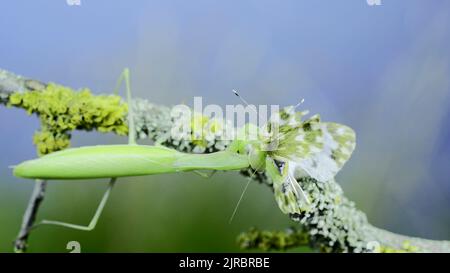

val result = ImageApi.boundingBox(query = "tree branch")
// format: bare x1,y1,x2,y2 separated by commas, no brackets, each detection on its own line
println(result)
0,68,45,104
13,180,47,252
2,67,449,253
367,225,450,253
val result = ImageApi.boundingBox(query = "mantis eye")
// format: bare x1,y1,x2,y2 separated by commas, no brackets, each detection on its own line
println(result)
227,140,247,155
248,146,266,171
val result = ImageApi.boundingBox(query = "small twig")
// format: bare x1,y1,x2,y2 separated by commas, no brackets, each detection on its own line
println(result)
14,179,47,252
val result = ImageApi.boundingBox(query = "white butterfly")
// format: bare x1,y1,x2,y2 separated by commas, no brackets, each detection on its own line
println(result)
246,107,356,214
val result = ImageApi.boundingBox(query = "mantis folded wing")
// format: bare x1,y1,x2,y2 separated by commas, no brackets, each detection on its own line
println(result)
18,145,250,231
14,145,249,180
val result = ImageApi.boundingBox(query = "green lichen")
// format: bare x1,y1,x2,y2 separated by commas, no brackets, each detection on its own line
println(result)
33,131,71,155
379,241,419,253
238,227,309,251
9,83,128,155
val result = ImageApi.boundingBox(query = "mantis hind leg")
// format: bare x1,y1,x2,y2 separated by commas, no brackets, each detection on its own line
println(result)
33,178,117,231
29,69,135,232
114,68,136,145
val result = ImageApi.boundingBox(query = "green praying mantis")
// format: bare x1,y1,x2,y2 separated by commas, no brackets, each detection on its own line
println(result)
13,68,356,232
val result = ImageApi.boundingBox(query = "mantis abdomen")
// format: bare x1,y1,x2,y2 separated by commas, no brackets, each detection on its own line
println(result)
13,145,249,180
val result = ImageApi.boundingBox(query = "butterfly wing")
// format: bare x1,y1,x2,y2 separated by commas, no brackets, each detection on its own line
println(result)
269,107,356,183
296,122,356,182
264,108,356,214
269,113,324,160
266,157,310,214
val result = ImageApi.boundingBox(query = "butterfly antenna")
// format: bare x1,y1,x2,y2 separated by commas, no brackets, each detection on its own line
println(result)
293,98,305,109
269,98,306,145
232,89,258,115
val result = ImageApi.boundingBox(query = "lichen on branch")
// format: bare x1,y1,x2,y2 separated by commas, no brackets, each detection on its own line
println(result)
238,227,309,251
8,83,128,155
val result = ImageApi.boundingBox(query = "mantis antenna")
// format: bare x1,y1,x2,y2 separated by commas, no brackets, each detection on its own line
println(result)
228,167,259,224
33,68,135,231
228,89,262,223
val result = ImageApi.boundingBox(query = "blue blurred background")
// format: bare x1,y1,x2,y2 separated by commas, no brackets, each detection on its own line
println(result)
1,0,449,252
